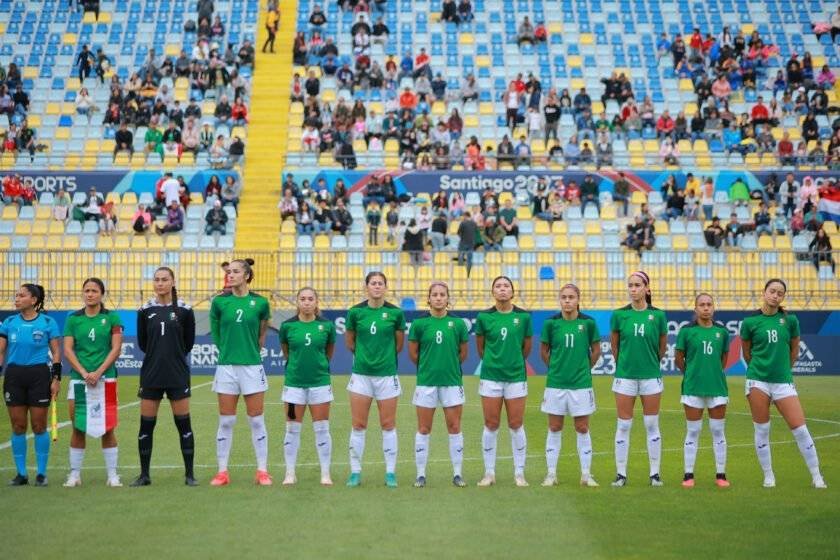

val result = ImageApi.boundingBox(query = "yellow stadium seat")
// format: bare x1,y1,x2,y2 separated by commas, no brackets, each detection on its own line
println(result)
601,205,616,220
459,33,474,44
553,234,569,249
1,205,16,219
567,55,582,67
672,236,688,250
165,235,181,249
29,236,46,249
14,221,30,235
585,221,602,234
627,139,643,153
551,221,567,234
475,55,490,67
35,206,50,220
516,206,532,220
519,236,535,249
678,79,694,92
54,128,71,140
775,236,791,250
0,236,10,250
31,221,48,235
535,221,550,234
570,235,586,250
630,191,647,204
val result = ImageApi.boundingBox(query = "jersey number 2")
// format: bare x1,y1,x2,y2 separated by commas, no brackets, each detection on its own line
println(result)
235,309,244,323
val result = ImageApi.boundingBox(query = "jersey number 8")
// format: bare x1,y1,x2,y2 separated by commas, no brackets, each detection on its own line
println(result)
435,330,443,344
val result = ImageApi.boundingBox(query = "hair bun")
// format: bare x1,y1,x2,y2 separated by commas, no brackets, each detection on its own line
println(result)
245,258,255,266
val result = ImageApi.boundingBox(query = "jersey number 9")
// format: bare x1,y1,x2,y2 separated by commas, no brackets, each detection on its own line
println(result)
500,327,508,340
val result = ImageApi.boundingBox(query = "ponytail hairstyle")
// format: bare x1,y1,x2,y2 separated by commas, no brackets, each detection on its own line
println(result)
232,258,255,283
763,277,787,314
692,292,714,323
21,283,46,313
559,283,581,312
82,277,106,311
156,266,178,310
630,270,652,305
427,281,450,308
296,287,321,318
490,275,515,298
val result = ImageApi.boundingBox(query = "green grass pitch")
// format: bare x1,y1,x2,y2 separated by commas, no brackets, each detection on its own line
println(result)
2,375,839,559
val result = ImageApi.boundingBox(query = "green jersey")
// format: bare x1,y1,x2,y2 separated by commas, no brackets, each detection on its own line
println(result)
540,313,600,389
346,301,406,376
63,308,123,380
408,314,469,387
210,292,271,365
676,322,729,397
610,305,667,379
740,311,800,383
473,306,532,382
279,316,336,388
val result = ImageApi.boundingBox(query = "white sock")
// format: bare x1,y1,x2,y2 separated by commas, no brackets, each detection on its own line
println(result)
382,429,398,474
349,428,366,474
709,418,727,473
449,432,464,477
415,432,430,477
69,447,85,476
103,447,118,478
683,419,703,474
545,430,562,475
248,414,269,472
313,420,332,477
482,427,498,475
791,425,821,478
216,414,237,472
753,421,773,476
615,418,633,476
644,414,662,476
284,421,302,475
510,427,527,476
577,431,593,477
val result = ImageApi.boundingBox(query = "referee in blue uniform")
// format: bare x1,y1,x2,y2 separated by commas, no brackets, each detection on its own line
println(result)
0,284,62,486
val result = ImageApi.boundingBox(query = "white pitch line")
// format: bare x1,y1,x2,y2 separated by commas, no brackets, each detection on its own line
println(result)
3,432,837,472
0,381,214,451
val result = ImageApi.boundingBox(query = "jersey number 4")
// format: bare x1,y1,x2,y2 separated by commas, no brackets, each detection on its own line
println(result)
88,328,96,341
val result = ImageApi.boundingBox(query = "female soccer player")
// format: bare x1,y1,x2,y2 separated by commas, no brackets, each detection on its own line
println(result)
539,284,601,488
674,293,730,488
209,258,273,486
741,279,826,488
345,272,406,488
0,284,61,486
63,278,124,487
130,267,197,487
610,271,667,487
474,276,533,487
280,287,336,486
408,282,469,488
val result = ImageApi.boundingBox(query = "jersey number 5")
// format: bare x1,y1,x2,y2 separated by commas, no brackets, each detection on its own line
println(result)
305,333,312,346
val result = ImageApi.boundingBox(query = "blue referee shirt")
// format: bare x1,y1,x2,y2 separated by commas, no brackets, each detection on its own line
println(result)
0,313,61,366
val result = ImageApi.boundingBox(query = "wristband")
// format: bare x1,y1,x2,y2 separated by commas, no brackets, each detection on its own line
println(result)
51,362,62,381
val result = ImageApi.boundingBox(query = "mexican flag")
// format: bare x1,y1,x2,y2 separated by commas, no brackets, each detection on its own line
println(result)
73,380,118,438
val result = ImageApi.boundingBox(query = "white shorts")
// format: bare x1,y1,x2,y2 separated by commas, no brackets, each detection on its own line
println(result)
412,385,465,408
541,387,596,417
479,379,528,399
680,395,729,409
282,384,333,405
212,364,268,395
744,379,798,401
612,377,664,397
347,373,402,400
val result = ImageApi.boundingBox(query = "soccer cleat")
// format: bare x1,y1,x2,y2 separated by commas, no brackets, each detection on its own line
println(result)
8,474,29,486
185,476,199,487
762,473,776,488
611,474,627,487
346,472,362,487
715,474,731,488
63,472,82,487
650,474,664,487
385,472,398,488
129,474,152,487
541,474,558,487
413,476,426,488
580,475,600,488
282,472,297,486
514,475,529,487
34,474,48,487
476,473,496,487
812,475,827,489
452,475,467,488
682,473,695,488
254,470,274,486
321,475,333,487
106,475,123,487
210,471,230,486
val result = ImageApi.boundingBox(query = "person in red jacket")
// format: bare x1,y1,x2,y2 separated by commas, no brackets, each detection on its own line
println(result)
231,97,249,126
750,96,769,126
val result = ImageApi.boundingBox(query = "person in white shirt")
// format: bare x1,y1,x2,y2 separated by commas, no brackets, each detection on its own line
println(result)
162,175,181,207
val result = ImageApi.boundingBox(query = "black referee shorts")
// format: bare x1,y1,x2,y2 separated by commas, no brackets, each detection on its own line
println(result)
3,364,52,407
137,386,192,401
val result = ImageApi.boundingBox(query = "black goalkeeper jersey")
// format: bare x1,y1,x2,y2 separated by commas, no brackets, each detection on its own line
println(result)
137,299,196,388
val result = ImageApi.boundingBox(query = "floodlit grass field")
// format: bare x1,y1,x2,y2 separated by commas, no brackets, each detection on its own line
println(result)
2,375,839,559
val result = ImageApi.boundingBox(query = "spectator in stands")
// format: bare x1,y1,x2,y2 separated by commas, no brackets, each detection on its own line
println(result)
778,173,799,217
441,0,459,22
810,227,836,273
498,200,519,238
161,121,183,160
49,188,71,221
655,110,675,139
293,201,313,235
662,189,686,221
704,217,725,249
772,211,787,235
532,180,550,220
659,137,680,165
808,140,826,165
218,176,240,210
209,135,229,168
711,74,731,103
279,189,299,221
580,175,600,215
639,96,655,129
573,87,591,116
206,175,223,202
609,172,630,217
655,32,671,61
729,177,750,207
517,16,535,46
76,44,95,85
428,211,448,250
514,136,531,168
623,214,655,255
456,0,473,22
754,202,772,237
263,6,279,53
482,216,505,252
202,200,227,236
774,131,796,165
670,34,686,68
80,187,104,221
460,74,479,102
400,219,424,265
130,203,151,234
595,133,613,168
564,135,581,165
109,121,133,161
802,111,819,144
789,207,805,235
724,213,742,246
309,4,327,27
153,201,183,235
330,199,353,235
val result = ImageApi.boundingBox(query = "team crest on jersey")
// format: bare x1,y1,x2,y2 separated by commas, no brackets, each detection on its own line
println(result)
513,318,520,325
318,324,324,331
448,321,454,327
9,333,17,343
169,311,176,321
779,318,785,324
715,332,721,338
101,318,107,325
578,325,584,331
382,312,389,319
32,330,44,342
647,314,653,320
250,300,256,306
